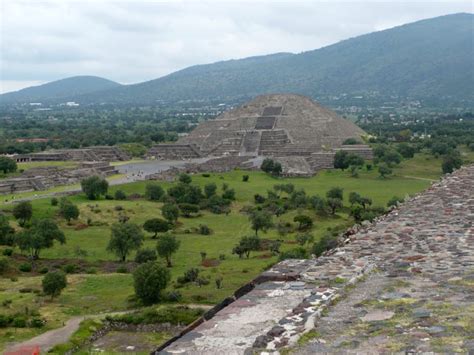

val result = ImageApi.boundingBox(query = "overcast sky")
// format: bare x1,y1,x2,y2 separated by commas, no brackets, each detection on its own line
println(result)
0,0,472,93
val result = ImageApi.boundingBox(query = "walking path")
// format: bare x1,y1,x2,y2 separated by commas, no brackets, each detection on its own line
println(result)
161,165,474,354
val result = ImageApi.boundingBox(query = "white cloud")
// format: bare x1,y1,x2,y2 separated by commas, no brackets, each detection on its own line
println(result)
0,0,472,93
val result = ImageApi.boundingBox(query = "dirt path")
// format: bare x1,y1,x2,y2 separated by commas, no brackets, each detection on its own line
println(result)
3,305,212,354
4,316,85,354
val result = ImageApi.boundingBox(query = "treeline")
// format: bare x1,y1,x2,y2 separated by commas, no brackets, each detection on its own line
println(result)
0,107,203,154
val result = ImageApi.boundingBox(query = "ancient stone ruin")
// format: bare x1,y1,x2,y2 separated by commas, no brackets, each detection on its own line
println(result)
158,165,474,354
14,146,130,163
0,162,117,195
146,94,372,176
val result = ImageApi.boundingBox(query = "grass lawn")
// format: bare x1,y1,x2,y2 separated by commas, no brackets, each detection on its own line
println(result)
0,152,445,350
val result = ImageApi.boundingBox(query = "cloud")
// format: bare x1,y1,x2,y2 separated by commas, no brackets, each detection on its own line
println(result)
0,0,472,93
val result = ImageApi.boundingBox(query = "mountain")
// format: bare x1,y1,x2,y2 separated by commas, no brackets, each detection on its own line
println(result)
0,76,121,104
1,13,473,107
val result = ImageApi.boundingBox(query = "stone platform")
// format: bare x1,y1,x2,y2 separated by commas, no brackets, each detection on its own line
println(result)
159,165,474,354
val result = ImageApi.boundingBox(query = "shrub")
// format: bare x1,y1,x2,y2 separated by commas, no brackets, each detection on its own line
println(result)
51,198,59,206
63,264,76,274
81,176,109,200
254,194,265,204
312,233,339,257
114,190,127,200
135,248,157,263
177,268,200,285
242,175,249,182
2,248,13,256
19,263,32,272
198,224,212,235
42,271,67,299
279,247,308,261
12,316,27,328
0,258,9,274
116,265,128,273
293,215,313,231
30,317,46,328
39,267,49,274
202,173,210,177
133,262,171,305
387,196,404,208
145,183,165,201
86,267,97,274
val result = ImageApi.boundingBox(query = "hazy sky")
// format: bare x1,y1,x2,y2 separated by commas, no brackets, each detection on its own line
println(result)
0,0,472,93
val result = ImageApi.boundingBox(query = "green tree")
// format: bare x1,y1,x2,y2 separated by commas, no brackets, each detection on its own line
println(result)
232,235,261,259
16,219,66,259
333,151,349,170
249,210,273,236
382,150,402,167
42,271,67,299
59,198,79,224
378,163,392,178
309,195,326,215
296,233,314,246
107,222,144,262
143,218,170,238
114,190,127,200
0,214,15,246
0,156,17,174
396,143,415,158
133,262,171,305
327,198,343,215
13,201,33,227
204,183,217,198
81,176,109,200
326,187,343,200
293,215,313,230
178,173,192,184
135,248,157,263
260,158,275,173
442,151,462,174
178,203,199,217
145,183,164,201
161,203,179,224
156,234,180,267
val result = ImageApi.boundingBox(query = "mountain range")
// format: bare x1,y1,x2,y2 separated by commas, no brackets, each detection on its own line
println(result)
1,13,473,107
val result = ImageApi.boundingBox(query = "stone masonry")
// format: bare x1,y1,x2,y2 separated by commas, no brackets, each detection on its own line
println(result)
160,165,474,354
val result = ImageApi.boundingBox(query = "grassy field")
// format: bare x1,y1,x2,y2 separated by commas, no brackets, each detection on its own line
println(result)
0,152,451,350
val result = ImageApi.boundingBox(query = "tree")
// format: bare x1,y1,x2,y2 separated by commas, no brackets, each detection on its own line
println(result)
397,143,415,158
107,222,144,262
326,187,343,200
162,203,179,224
16,219,66,259
156,234,180,267
13,201,33,227
293,215,313,230
0,156,17,174
327,197,343,215
143,218,170,238
232,235,261,259
178,173,192,184
382,150,402,167
349,192,361,207
114,190,127,200
59,199,79,224
145,183,164,201
296,233,314,246
135,248,157,263
81,176,109,200
261,158,275,173
178,203,199,217
204,183,217,198
222,188,236,201
249,210,273,236
42,271,67,299
133,262,171,305
272,162,282,176
309,195,326,215
442,151,462,174
378,163,392,179
334,151,349,170
0,214,15,246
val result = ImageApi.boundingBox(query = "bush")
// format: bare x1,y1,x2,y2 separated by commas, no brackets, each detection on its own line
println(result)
19,263,32,272
312,233,339,257
86,267,97,274
12,316,27,328
135,248,157,263
202,173,210,177
387,196,404,208
0,258,9,274
279,247,308,261
116,265,128,273
63,264,76,274
2,248,13,256
51,198,58,206
39,267,49,274
242,175,249,182
198,224,212,235
30,317,45,328
133,262,171,305
114,190,127,200
145,183,165,201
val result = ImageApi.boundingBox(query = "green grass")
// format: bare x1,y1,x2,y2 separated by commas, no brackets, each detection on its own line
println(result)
0,154,440,350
